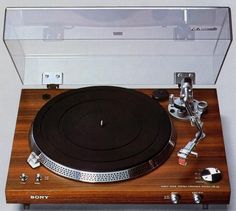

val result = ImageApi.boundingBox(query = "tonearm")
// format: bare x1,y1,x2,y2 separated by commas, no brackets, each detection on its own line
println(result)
168,75,208,166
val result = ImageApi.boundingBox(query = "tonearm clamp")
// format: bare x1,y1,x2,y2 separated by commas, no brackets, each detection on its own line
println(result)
168,73,208,166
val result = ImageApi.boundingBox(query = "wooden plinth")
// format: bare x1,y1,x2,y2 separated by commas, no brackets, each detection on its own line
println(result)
5,89,230,205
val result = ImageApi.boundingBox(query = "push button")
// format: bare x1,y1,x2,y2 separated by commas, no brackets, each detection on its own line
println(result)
20,173,28,182
35,173,42,182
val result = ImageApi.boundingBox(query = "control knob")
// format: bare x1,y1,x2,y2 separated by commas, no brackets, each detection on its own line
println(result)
193,193,202,204
171,193,180,204
201,167,222,183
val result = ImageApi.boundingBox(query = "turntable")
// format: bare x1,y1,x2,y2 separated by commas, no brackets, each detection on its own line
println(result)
3,7,232,208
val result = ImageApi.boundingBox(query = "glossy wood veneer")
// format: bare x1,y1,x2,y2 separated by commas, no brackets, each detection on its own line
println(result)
5,89,230,205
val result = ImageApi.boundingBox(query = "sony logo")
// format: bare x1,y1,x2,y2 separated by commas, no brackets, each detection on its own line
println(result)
30,195,49,200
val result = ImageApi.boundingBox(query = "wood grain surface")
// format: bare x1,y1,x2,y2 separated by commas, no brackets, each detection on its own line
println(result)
5,89,230,205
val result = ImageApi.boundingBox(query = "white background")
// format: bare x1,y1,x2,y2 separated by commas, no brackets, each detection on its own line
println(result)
0,0,236,211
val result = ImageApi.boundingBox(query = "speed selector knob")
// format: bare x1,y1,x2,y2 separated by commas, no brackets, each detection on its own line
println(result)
171,193,180,204
201,167,222,183
193,193,202,204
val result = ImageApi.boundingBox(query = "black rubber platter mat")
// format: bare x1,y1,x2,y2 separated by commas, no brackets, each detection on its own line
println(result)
32,86,172,172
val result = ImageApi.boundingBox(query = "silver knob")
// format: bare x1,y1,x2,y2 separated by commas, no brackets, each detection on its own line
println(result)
20,173,28,182
193,193,202,204
171,193,180,204
35,173,42,182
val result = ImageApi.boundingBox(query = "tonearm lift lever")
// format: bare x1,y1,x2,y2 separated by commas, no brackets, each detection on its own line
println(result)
168,74,208,166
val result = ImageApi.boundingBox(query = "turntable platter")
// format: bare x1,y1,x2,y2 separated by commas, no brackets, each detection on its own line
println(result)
30,86,175,182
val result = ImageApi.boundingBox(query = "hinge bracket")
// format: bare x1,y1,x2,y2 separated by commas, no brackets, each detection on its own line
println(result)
174,72,195,86
42,72,63,89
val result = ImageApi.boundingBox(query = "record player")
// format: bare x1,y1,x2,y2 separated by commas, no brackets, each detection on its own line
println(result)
3,7,232,209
